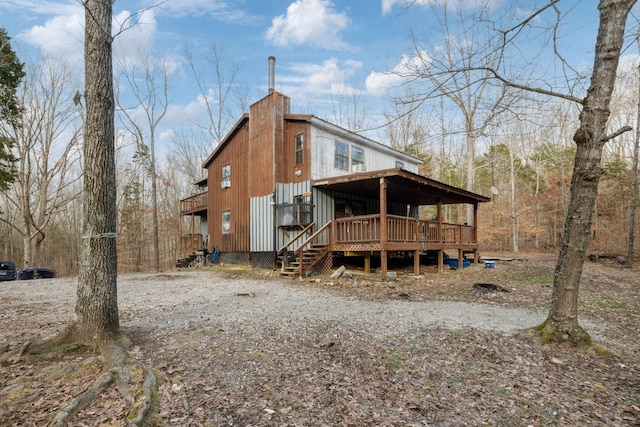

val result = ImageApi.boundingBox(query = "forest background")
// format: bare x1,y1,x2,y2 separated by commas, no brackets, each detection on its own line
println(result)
1,1,639,275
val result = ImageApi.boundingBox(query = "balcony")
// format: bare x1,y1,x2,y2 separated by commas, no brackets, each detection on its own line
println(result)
277,202,314,227
180,192,207,215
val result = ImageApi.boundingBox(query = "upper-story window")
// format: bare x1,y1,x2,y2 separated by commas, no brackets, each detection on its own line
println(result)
295,134,304,165
334,141,349,171
395,161,404,169
221,164,231,188
352,146,364,170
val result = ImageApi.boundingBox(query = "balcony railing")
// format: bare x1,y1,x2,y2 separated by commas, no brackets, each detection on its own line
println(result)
277,202,314,227
180,192,207,215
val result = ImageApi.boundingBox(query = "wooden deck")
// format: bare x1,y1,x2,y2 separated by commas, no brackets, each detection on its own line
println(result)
279,214,479,278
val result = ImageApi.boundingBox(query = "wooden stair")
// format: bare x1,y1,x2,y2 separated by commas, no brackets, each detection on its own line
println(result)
280,244,329,277
176,253,197,268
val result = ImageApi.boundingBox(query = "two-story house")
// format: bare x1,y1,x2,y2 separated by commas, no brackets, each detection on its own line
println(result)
179,61,490,278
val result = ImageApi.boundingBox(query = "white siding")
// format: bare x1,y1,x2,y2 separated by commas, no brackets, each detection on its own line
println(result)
251,182,313,252
309,118,420,180
250,194,274,252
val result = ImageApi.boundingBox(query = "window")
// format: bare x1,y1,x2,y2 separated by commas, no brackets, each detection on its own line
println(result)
295,134,304,165
221,164,231,188
395,161,404,169
221,210,231,234
352,146,364,171
334,141,348,171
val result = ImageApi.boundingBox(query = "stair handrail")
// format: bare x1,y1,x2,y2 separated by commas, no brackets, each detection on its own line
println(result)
277,222,316,256
294,221,333,277
277,222,316,271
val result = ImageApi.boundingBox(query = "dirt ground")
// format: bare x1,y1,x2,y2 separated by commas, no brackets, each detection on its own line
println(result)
0,253,638,426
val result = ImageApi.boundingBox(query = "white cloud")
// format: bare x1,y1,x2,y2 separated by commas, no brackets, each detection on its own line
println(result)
382,0,501,15
113,9,158,70
365,50,431,94
265,0,351,50
144,0,258,23
15,4,161,68
17,5,85,63
277,58,362,97
0,0,80,16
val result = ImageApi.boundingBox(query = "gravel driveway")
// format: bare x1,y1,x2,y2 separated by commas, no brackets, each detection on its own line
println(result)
1,270,546,346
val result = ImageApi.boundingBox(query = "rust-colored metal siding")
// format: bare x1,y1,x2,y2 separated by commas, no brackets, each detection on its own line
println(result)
207,125,250,253
247,93,291,197
282,120,311,183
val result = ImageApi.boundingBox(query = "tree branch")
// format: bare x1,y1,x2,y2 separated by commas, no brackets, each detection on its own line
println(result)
602,125,633,143
480,66,585,104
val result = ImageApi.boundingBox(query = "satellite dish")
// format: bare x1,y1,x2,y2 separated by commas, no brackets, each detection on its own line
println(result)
490,186,499,196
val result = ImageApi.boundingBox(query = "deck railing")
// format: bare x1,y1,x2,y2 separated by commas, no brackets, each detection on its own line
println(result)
333,214,476,245
333,214,380,243
180,192,208,215
179,234,204,256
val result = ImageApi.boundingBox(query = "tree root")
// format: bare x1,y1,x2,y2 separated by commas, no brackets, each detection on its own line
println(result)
529,319,592,346
0,341,31,365
51,369,116,426
1,332,159,425
127,365,158,426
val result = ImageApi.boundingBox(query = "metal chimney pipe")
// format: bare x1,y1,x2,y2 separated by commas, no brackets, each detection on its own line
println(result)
268,56,276,93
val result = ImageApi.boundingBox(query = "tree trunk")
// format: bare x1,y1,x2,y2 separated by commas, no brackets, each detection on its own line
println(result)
542,0,635,344
21,217,31,268
626,53,640,267
72,0,119,342
509,143,518,254
465,124,475,225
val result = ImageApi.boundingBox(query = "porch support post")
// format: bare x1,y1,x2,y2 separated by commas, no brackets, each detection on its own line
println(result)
458,249,463,270
380,177,388,279
178,212,183,258
414,249,420,275
436,198,442,242
473,202,479,263
191,212,195,253
364,254,371,273
437,199,443,273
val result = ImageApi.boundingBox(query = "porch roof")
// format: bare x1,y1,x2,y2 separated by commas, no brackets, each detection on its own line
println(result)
311,168,491,205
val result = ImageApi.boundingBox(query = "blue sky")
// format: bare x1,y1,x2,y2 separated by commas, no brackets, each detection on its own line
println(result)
0,0,607,153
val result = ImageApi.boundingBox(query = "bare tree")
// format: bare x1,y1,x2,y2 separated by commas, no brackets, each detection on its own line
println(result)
529,0,633,344
71,0,119,344
185,42,242,145
327,81,373,134
397,3,514,224
394,0,636,342
627,56,640,267
0,58,82,269
384,90,434,174
483,0,637,343
167,128,211,187
116,55,170,272
0,3,158,423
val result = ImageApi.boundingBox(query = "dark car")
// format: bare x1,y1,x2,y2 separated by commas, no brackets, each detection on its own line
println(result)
0,261,16,281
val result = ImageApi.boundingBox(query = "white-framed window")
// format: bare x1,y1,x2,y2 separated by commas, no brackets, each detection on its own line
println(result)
221,210,231,234
334,141,349,171
221,164,231,188
352,146,364,171
295,134,304,165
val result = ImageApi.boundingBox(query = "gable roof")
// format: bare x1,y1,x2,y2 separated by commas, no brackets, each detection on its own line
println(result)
312,168,491,205
202,113,249,169
202,105,423,170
